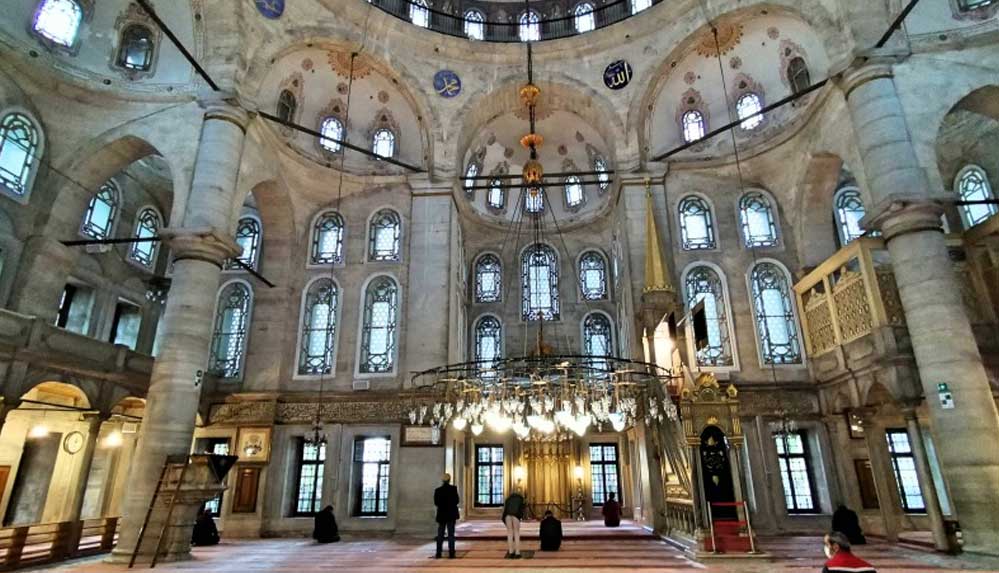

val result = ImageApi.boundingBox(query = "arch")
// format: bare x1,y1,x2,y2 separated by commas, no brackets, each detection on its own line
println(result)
473,251,503,303
833,185,866,246
519,10,541,42
224,214,262,271
677,193,717,251
581,310,617,358
295,275,342,378
355,273,402,377
208,278,254,380
954,165,997,228
17,380,92,410
79,179,121,240
308,209,346,266
0,108,45,203
464,9,485,40
737,188,781,248
367,207,403,262
746,258,804,366
863,381,897,408
680,261,739,369
573,2,596,33
577,249,609,301
127,205,163,269
520,242,560,321
472,313,503,374
795,153,851,267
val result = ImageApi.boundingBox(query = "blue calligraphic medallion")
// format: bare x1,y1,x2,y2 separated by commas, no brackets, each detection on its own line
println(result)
603,60,633,90
255,0,284,19
433,70,462,98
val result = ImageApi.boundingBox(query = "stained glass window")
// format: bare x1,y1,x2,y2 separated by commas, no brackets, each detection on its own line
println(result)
277,89,297,124
487,179,505,209
475,254,502,303
465,10,485,40
774,432,817,513
594,156,611,191
128,207,161,268
0,113,40,196
739,192,779,247
522,244,559,321
117,25,154,71
631,0,652,14
354,437,391,516
788,57,811,95
80,181,120,240
474,316,502,377
956,166,997,228
579,251,607,300
360,276,399,374
564,176,584,208
834,187,866,245
320,117,343,153
736,92,763,130
32,0,83,47
750,262,802,365
525,187,545,214
682,110,706,143
590,444,620,505
208,281,252,379
574,2,595,32
684,266,733,367
368,209,401,262
372,128,395,159
475,446,504,506
294,439,326,516
583,312,614,374
311,211,345,265
225,217,261,271
886,430,926,513
464,163,479,195
299,279,338,376
678,196,715,250
410,0,429,28
519,10,540,42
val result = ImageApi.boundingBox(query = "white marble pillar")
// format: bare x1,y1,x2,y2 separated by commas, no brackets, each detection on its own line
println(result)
111,100,247,562
66,414,106,523
842,57,999,555
902,407,950,552
862,419,901,541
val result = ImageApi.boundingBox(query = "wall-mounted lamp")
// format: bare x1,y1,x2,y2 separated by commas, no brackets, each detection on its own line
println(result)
513,465,526,485
573,465,584,482
28,424,50,439
103,431,124,448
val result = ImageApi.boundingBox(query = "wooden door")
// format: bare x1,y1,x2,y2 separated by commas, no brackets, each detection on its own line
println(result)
231,466,260,513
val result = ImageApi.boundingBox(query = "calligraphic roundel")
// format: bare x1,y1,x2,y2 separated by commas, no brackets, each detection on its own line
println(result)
256,0,285,19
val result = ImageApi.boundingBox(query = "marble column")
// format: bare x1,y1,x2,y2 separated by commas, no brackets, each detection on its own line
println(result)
111,100,247,562
67,414,106,522
902,407,950,552
842,57,999,554
861,418,900,541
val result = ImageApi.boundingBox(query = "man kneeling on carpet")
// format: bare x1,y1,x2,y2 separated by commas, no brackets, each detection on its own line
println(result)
822,531,877,573
539,510,563,551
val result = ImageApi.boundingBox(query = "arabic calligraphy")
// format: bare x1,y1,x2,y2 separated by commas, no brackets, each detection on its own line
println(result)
602,60,633,91
433,70,462,98
255,0,284,19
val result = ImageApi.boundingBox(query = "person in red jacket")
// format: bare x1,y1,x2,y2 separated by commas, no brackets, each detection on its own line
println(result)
822,531,877,573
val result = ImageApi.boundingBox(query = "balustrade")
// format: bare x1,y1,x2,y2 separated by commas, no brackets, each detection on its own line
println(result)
664,498,695,537
0,517,118,571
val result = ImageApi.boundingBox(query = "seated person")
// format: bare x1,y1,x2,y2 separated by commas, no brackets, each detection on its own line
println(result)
602,492,621,527
313,505,341,543
191,507,220,546
539,510,563,551
831,505,866,545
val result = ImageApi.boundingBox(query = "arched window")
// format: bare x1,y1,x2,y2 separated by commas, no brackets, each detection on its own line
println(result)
319,117,343,153
359,276,399,374
81,181,120,240
736,92,763,130
739,191,779,247
226,216,262,271
475,254,502,303
788,57,811,95
0,112,41,197
474,316,503,375
525,187,545,214
464,163,479,195
678,195,715,250
487,178,505,209
955,166,997,228
410,0,429,28
298,278,339,376
631,0,652,14
583,313,614,374
684,266,734,367
277,89,297,124
129,207,161,268
749,262,802,365
368,209,401,262
593,156,611,191
32,0,83,47
579,251,607,301
682,110,706,143
116,24,154,71
311,211,345,265
834,186,866,245
372,128,396,159
209,281,253,379
574,3,595,32
519,10,540,42
564,176,584,208
522,244,559,321
464,9,485,40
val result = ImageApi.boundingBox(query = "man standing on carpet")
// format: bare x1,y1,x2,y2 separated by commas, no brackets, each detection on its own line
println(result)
501,487,526,559
433,473,460,559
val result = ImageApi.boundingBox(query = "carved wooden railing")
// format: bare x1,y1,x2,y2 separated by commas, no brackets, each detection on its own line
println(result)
664,498,695,538
0,517,118,571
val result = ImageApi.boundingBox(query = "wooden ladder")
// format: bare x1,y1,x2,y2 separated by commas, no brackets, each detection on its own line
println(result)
128,455,190,569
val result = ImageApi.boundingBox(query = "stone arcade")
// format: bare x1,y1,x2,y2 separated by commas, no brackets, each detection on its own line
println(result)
0,0,997,571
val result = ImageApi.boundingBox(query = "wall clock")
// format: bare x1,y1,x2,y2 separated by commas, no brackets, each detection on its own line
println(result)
64,431,85,455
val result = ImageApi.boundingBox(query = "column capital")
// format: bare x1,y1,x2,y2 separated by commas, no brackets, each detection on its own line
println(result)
198,91,250,132
836,51,906,99
861,194,947,241
160,227,241,268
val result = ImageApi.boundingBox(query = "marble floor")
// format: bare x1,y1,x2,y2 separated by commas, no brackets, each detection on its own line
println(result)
38,522,999,573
